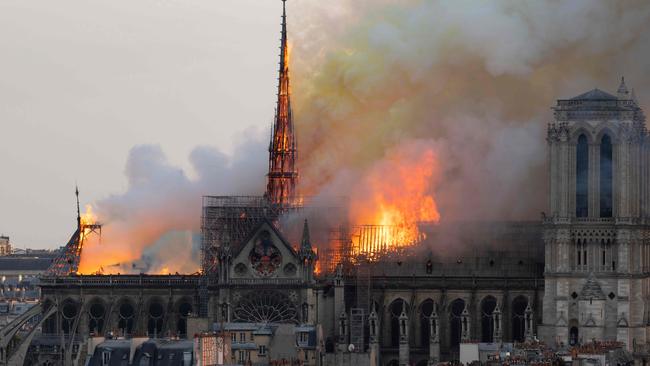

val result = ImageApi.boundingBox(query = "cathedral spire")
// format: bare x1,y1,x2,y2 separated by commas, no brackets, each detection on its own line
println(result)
75,185,81,230
617,76,629,99
300,219,311,251
266,0,298,206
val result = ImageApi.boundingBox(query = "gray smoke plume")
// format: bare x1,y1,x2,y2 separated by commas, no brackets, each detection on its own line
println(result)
291,0,650,222
79,132,266,274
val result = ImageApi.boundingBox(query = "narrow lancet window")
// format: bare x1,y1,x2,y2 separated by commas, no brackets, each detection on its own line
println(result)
576,134,589,217
600,135,613,217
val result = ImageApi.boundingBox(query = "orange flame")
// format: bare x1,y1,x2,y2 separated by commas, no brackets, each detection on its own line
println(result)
79,204,97,243
350,145,440,256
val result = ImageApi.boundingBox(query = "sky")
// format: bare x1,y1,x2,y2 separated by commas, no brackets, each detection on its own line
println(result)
0,0,284,249
3,0,650,253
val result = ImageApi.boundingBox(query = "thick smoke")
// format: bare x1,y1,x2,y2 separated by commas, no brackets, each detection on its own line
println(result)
79,132,266,274
291,0,650,222
82,1,650,272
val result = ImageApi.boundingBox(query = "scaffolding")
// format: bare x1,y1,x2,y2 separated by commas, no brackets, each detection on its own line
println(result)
44,223,101,277
349,224,426,260
201,195,350,274
200,195,302,275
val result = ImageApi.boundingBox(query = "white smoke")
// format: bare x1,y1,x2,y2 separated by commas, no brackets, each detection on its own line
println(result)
79,131,267,274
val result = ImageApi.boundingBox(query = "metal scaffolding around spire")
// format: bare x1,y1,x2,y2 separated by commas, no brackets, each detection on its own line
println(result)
267,0,298,206
44,187,101,276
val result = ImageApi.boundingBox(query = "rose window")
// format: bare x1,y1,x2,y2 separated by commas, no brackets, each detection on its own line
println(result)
233,290,298,324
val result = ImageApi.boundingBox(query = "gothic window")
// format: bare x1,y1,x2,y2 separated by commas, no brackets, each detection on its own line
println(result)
569,326,579,346
234,263,247,276
176,300,193,338
61,299,79,335
249,231,283,277
42,300,56,334
284,263,297,276
419,299,435,347
480,296,497,342
511,296,528,342
233,290,298,324
600,135,613,217
576,239,588,270
449,299,465,350
147,301,164,337
576,134,589,217
389,299,407,347
118,301,135,336
88,300,106,335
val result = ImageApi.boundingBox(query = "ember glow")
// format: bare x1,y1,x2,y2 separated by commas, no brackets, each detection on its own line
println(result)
349,144,441,255
79,204,97,242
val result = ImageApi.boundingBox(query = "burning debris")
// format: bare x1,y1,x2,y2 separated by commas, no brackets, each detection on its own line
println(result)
348,143,440,256
45,189,102,276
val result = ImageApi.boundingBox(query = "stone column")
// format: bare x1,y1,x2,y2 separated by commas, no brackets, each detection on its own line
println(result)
369,305,380,366
493,304,502,343
338,311,348,352
428,311,440,366
334,264,345,342
525,304,534,341
398,303,409,366
461,306,470,342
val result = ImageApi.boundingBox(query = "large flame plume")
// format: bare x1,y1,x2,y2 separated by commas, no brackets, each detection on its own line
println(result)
349,143,440,254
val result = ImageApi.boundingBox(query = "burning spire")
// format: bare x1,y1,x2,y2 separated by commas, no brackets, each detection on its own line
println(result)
45,187,101,276
76,184,81,230
266,0,298,206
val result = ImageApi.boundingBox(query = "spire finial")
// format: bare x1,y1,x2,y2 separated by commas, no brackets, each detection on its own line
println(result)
75,185,81,230
280,0,288,73
301,219,311,250
617,76,629,99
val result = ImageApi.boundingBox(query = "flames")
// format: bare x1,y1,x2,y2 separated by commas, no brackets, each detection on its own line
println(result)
79,204,97,242
350,144,440,256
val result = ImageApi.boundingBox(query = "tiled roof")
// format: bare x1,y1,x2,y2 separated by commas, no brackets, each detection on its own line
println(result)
571,88,617,101
0,257,52,271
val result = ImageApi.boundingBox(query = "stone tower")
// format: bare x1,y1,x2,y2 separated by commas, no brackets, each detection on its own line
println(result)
540,78,649,350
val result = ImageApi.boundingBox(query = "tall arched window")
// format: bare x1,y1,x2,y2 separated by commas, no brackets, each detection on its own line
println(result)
480,296,497,342
419,299,435,347
600,135,613,217
576,134,589,217
389,299,407,347
449,299,465,350
511,296,528,342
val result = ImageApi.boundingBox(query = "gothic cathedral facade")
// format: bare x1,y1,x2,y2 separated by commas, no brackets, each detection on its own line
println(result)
540,79,650,351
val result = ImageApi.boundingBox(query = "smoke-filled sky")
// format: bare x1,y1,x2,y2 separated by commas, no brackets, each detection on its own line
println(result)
2,0,650,256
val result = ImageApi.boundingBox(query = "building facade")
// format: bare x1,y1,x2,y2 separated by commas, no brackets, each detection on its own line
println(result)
539,80,650,352
19,1,650,364
0,236,10,256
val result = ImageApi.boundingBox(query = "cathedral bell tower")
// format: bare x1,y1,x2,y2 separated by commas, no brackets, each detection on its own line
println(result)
540,78,649,349
266,0,298,206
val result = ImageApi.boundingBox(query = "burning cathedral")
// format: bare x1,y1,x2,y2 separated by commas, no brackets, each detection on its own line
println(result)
3,2,650,366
